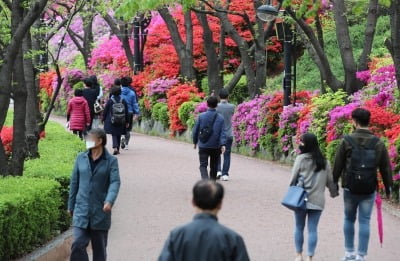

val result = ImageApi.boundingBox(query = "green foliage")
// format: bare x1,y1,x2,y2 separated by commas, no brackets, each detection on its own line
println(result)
326,139,342,164
259,133,278,159
178,101,197,128
4,110,13,126
151,102,169,129
0,177,61,260
223,74,249,104
70,54,86,70
24,122,85,231
309,90,347,154
139,98,152,119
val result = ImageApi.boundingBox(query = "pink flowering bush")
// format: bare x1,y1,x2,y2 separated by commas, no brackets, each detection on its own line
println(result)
146,78,180,97
278,104,305,153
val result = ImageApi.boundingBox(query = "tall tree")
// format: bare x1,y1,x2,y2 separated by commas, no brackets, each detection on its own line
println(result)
385,0,400,89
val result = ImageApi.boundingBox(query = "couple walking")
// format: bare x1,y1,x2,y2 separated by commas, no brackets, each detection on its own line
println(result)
291,108,392,261
192,89,235,181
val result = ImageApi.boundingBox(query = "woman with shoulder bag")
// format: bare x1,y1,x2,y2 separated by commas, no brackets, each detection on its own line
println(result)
290,133,338,261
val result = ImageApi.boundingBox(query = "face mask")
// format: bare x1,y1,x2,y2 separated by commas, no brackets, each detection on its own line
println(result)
86,140,96,150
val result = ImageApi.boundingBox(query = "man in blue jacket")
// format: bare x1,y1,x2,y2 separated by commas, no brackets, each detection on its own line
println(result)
120,76,140,149
193,96,227,180
68,128,121,261
158,180,250,261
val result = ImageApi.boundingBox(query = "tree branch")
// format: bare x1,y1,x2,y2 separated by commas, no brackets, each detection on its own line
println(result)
1,0,11,10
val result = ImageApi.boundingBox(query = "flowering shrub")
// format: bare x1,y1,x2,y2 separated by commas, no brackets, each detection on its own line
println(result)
151,102,169,129
0,126,13,156
167,83,204,135
146,78,179,97
278,104,305,153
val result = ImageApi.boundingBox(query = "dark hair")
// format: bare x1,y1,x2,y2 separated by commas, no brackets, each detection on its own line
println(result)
89,128,107,146
74,89,83,97
110,86,122,96
352,108,370,127
89,75,99,87
126,76,133,85
219,89,229,99
83,78,93,88
120,77,130,87
114,78,121,86
207,96,219,108
193,180,224,210
300,133,326,172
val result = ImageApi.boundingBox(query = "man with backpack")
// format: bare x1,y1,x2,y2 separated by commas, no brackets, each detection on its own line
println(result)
333,108,392,261
120,77,140,150
193,96,227,180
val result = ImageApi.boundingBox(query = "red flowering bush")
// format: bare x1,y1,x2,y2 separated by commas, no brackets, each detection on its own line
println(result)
1,127,13,156
364,100,400,137
167,83,204,135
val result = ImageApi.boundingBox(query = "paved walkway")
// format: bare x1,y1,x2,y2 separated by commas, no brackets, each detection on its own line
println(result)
100,132,400,261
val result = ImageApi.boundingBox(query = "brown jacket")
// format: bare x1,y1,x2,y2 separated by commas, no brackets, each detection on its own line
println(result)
332,128,393,196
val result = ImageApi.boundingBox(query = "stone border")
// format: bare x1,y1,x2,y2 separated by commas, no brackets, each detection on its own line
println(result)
16,229,72,261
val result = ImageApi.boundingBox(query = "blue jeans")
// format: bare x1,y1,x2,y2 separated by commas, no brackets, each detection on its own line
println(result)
343,189,375,256
294,209,322,256
71,226,108,261
218,137,233,176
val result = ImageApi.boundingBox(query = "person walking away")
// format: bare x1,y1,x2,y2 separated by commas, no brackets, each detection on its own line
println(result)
103,86,129,155
158,180,250,261
67,89,91,139
216,88,235,181
68,128,121,261
82,78,98,131
290,133,338,261
193,96,227,180
120,77,140,150
90,75,104,129
333,108,392,261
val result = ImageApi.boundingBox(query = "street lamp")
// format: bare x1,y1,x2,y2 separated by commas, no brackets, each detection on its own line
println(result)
257,4,293,106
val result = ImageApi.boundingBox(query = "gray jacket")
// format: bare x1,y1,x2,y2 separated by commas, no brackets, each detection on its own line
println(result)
159,213,249,261
68,149,121,230
217,101,235,138
290,153,337,210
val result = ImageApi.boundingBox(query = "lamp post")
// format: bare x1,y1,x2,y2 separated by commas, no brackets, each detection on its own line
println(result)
132,14,152,74
257,4,293,106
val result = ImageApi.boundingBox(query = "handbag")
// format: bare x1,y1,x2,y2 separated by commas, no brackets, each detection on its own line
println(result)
281,176,308,211
281,171,318,211
94,100,104,114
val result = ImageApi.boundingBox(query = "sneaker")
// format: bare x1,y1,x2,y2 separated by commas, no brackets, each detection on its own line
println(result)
124,144,129,150
216,172,222,179
121,137,126,149
294,256,303,261
222,175,229,181
341,255,356,261
355,256,366,261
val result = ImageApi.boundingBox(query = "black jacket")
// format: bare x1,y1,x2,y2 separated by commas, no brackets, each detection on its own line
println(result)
158,213,250,261
82,88,98,117
332,128,393,195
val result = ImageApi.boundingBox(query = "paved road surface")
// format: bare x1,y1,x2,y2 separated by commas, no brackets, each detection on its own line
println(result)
98,133,400,261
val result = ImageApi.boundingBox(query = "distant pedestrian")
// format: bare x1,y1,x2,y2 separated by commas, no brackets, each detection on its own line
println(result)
82,78,98,131
193,96,227,180
68,128,121,261
90,75,104,129
120,77,140,150
216,88,235,181
67,89,91,139
158,180,250,261
103,86,129,155
290,133,338,261
333,108,393,261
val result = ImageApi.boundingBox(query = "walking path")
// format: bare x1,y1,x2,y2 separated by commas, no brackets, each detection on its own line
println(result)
102,132,399,261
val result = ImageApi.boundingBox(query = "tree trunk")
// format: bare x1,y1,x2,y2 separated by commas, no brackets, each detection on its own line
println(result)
358,0,379,71
386,0,400,90
102,14,135,71
195,12,223,95
333,0,362,94
158,7,196,81
11,49,28,176
23,31,40,159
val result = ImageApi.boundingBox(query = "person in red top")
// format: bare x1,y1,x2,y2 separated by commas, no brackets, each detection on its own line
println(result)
67,89,91,139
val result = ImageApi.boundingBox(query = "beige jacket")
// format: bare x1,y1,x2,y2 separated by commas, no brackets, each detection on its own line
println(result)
290,153,338,210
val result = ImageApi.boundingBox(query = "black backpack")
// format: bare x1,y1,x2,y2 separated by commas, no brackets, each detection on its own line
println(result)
110,97,126,125
199,113,218,143
344,135,379,194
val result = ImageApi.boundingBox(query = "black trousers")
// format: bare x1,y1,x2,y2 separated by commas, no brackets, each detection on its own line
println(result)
112,135,121,150
199,148,220,180
71,226,108,261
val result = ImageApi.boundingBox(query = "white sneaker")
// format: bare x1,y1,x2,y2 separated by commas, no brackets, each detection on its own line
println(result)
341,255,356,261
355,256,366,261
221,175,229,181
124,144,129,150
216,172,222,179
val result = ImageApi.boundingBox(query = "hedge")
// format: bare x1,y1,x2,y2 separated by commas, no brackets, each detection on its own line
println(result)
24,121,85,230
0,177,61,260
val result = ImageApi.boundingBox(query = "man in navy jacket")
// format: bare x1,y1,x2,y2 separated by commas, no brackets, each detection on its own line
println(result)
193,96,227,180
158,180,250,261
